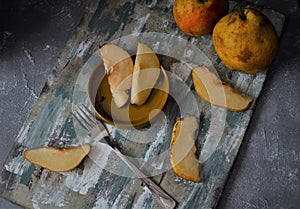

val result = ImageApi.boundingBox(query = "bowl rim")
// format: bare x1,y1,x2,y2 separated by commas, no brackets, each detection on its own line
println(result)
87,62,170,129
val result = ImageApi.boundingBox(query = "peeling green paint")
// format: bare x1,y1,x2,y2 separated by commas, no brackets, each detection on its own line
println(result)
58,115,77,140
52,85,65,97
20,164,35,185
89,1,136,40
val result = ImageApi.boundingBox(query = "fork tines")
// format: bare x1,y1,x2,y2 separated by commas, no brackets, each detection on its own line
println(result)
72,104,97,132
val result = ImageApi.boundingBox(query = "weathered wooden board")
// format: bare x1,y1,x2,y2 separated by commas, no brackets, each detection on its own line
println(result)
0,0,284,208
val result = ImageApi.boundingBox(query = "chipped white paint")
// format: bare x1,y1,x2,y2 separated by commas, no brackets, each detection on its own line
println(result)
47,73,55,87
190,37,197,45
170,62,191,82
162,18,169,29
64,142,111,195
32,202,40,209
5,122,33,175
225,114,250,161
31,171,67,208
15,120,31,144
106,124,117,138
146,0,157,8
200,107,227,163
92,196,110,209
247,72,266,97
132,186,153,209
151,160,164,170
4,155,28,176
183,49,193,59
144,122,168,163
178,183,201,209
43,190,66,207
111,193,126,209
132,13,150,34
110,180,136,209
5,96,71,175
235,73,254,92
152,41,160,51
234,70,266,98
167,0,175,9
76,38,95,58
224,128,244,157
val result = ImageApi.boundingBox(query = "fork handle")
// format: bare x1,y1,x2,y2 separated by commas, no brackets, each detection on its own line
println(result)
112,148,177,209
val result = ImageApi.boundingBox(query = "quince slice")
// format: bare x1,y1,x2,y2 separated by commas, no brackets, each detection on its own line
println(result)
100,44,134,108
170,116,200,183
192,66,253,111
131,43,161,106
24,144,90,172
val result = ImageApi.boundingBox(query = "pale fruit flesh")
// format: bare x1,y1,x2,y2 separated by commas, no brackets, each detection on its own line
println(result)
212,8,278,73
131,43,161,106
100,44,133,108
24,144,90,172
170,116,200,183
192,66,253,111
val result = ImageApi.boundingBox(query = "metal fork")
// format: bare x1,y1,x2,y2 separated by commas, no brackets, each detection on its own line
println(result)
73,104,176,209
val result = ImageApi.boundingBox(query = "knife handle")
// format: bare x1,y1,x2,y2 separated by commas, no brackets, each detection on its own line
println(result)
113,148,177,209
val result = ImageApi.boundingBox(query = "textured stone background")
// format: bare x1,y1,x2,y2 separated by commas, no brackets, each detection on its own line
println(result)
0,0,299,208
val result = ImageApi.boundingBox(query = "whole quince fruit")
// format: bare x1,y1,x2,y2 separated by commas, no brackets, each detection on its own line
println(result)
212,8,278,74
173,0,229,36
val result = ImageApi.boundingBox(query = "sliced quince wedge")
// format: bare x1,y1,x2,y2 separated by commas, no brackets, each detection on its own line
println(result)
192,66,253,111
131,43,161,106
100,44,133,108
24,144,90,172
170,116,200,183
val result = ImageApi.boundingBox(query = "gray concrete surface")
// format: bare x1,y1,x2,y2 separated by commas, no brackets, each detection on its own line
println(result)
0,0,299,208
0,0,87,208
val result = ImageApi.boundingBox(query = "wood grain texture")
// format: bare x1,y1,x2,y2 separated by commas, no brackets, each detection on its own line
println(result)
0,0,284,208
